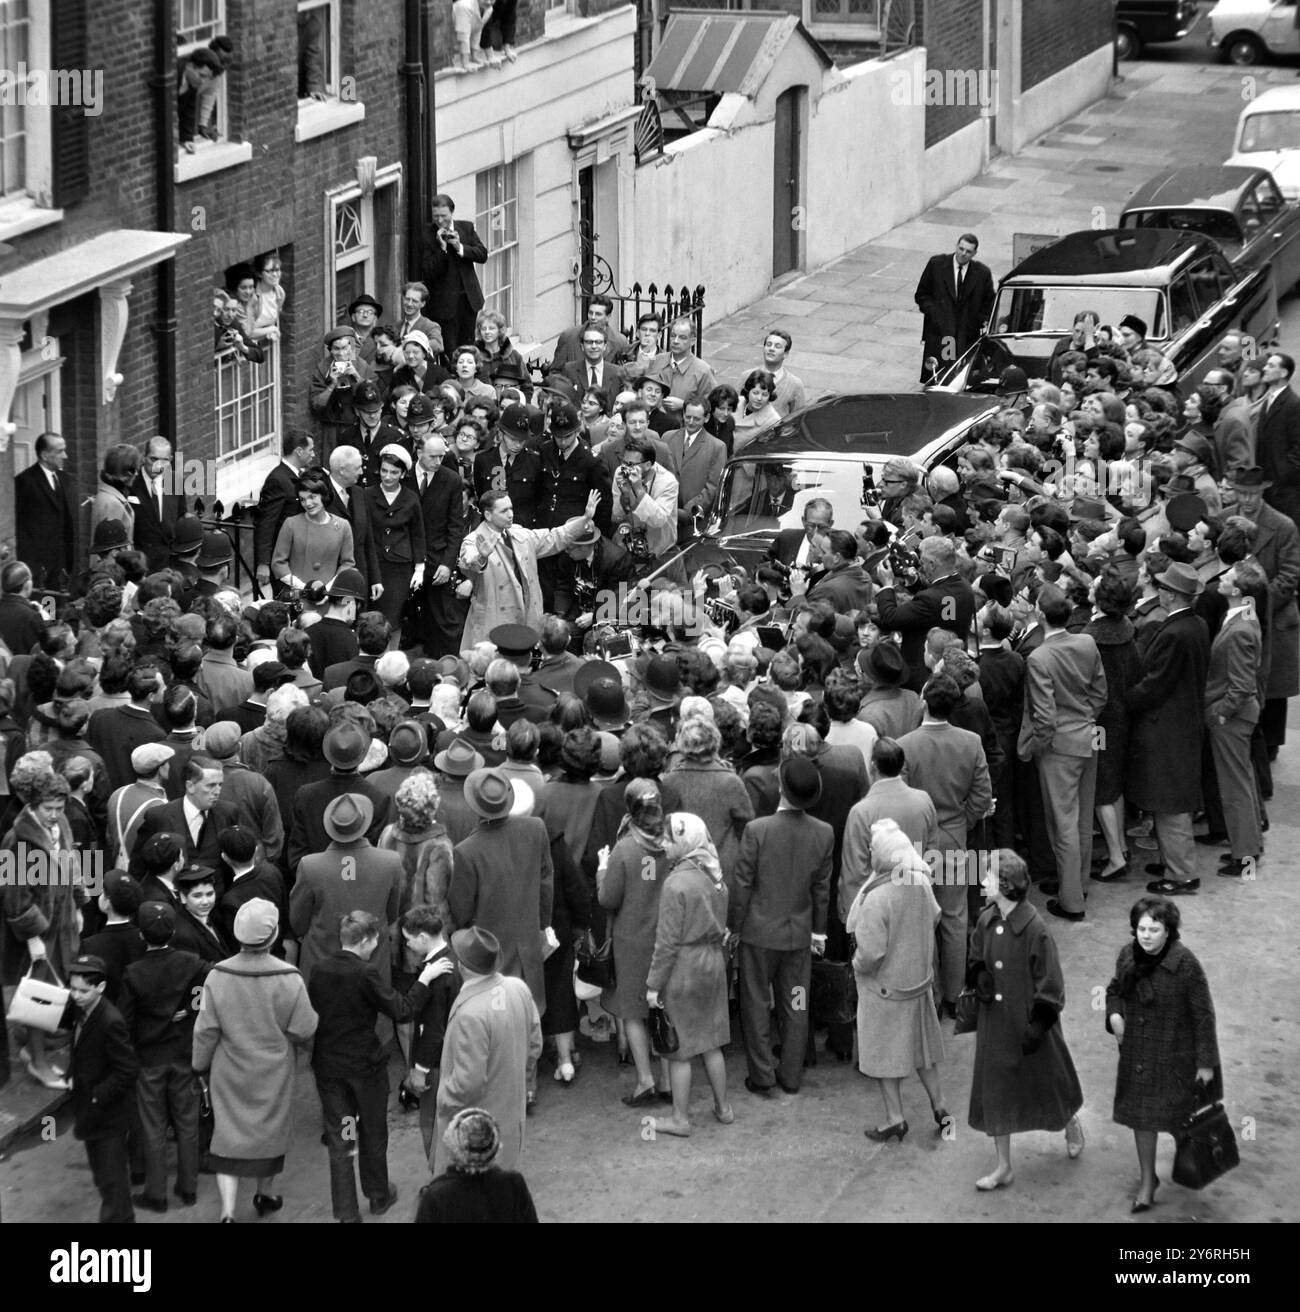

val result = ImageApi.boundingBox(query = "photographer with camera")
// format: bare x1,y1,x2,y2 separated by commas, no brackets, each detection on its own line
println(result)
309,327,375,461
420,194,488,355
611,433,679,565
213,290,264,365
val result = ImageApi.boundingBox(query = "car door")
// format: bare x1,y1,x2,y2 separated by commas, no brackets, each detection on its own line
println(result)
1253,173,1300,292
1168,252,1275,390
1263,1,1300,55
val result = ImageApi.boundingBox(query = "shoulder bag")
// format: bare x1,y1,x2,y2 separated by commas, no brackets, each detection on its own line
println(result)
7,959,71,1034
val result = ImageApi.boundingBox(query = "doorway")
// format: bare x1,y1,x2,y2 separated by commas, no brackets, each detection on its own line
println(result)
772,86,805,281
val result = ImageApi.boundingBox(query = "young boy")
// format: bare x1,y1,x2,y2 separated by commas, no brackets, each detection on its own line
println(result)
451,0,495,72
399,905,461,1161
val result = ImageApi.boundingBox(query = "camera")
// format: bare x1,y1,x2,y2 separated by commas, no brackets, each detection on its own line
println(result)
616,521,652,560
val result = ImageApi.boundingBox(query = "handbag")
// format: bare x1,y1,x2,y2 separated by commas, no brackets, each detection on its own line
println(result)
1172,1100,1239,1190
953,987,980,1035
810,957,856,1029
7,960,71,1034
647,1005,679,1057
575,929,615,990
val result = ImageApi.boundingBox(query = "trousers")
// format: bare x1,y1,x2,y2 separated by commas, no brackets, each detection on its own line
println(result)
1037,749,1097,915
136,1060,200,1203
1209,713,1262,860
737,942,811,1091
85,1134,135,1223
316,1070,391,1221
933,860,968,1005
1153,810,1196,884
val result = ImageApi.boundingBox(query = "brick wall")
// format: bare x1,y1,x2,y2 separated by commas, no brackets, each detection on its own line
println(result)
920,0,983,150
1021,0,1111,91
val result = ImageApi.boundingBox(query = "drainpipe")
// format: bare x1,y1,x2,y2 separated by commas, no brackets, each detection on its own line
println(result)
403,0,431,266
152,0,178,449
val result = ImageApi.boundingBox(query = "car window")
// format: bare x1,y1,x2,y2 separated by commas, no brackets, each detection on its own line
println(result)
717,458,876,536
1168,272,1201,333
993,286,1162,336
1238,110,1300,154
1254,177,1284,217
1120,208,1242,245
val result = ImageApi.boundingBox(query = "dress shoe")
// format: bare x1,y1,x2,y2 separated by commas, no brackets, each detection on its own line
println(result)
175,1190,197,1207
132,1193,167,1214
1091,863,1129,882
1037,879,1060,896
621,1086,658,1108
776,1079,800,1094
369,1184,399,1216
1066,1116,1085,1159
1144,862,1165,876
1130,1178,1160,1213
1216,857,1255,879
396,1084,420,1111
863,1120,908,1143
252,1193,283,1217
744,1076,774,1099
1046,899,1085,922
1146,877,1199,895
933,1107,953,1137
1194,831,1228,846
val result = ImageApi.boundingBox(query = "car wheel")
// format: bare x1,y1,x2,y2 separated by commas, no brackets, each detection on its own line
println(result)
1115,25,1141,61
1226,35,1264,66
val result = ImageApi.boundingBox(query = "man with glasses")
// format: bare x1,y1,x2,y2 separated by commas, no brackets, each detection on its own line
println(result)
873,457,921,531
596,401,677,481
1201,368,1255,479
611,433,679,561
347,294,385,366
557,325,627,410
763,496,834,598
550,295,631,370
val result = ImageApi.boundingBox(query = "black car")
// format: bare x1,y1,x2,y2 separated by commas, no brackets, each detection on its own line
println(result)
1115,1,1202,60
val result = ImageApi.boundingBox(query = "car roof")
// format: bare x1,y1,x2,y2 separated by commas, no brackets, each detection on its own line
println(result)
1237,85,1300,116
1003,228,1211,286
1123,166,1265,213
732,392,1001,460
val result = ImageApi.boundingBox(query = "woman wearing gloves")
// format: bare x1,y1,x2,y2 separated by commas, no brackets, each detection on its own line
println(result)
365,443,426,644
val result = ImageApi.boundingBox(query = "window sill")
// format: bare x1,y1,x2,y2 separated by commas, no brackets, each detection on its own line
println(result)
174,140,254,184
0,200,65,243
294,99,366,143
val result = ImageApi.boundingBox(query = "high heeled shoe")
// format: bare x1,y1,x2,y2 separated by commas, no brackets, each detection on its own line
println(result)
863,1120,908,1143
252,1193,283,1217
1131,1178,1160,1213
1066,1116,1085,1160
932,1107,953,1137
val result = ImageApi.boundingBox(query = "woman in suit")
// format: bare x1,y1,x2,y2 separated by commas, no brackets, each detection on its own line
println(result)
271,468,355,595
364,444,426,644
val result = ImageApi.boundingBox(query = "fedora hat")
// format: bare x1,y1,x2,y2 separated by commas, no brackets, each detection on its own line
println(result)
348,293,383,316
568,521,602,549
323,792,374,843
388,720,427,766
1153,560,1204,598
1228,465,1272,491
451,926,501,975
779,756,822,811
434,737,484,777
464,767,515,821
1174,432,1215,467
322,721,371,771
865,640,908,687
1069,496,1108,523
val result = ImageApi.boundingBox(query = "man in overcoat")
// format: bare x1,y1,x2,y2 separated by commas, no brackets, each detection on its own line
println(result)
913,233,995,384
1127,563,1211,896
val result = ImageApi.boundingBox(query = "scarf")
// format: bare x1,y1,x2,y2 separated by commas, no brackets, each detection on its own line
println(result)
1117,935,1175,1004
664,812,723,886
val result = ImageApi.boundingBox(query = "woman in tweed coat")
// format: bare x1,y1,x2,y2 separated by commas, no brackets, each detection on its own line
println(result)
1106,895,1220,1212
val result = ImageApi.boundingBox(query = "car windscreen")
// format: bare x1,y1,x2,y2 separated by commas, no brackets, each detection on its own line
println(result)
715,457,879,537
1120,208,1243,245
1238,110,1300,154
991,285,1165,338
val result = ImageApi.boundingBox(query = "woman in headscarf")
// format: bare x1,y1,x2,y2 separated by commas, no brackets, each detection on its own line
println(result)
597,779,673,1107
643,812,733,1136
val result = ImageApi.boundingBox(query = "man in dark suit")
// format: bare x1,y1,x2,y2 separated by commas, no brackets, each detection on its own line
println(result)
15,431,77,589
325,445,383,602
550,297,631,369
131,438,181,570
557,324,628,412
1258,351,1300,527
0,561,47,657
805,530,874,614
63,953,141,1223
420,193,488,354
760,496,834,599
664,402,726,540
914,232,995,384
875,537,977,692
731,758,832,1096
472,406,544,528
1016,585,1108,922
253,428,316,593
537,401,612,608
322,610,389,690
131,756,239,887
408,434,468,658
339,380,406,487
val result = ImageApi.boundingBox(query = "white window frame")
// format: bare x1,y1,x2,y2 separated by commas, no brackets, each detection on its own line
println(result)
0,0,61,240
324,164,403,328
804,0,882,43
214,335,281,470
476,161,519,334
176,0,230,150
295,0,366,141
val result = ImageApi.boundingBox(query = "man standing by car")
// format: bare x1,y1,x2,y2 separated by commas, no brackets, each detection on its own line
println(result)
1258,352,1300,529
914,233,994,384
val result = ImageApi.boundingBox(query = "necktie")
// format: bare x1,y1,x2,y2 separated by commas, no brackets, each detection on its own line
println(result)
590,366,599,388
419,471,428,495
500,531,530,610
191,813,204,847
155,479,164,522
957,264,965,295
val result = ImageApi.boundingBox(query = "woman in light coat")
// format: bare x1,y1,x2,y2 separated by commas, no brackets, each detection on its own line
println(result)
88,443,140,551
271,468,355,594
847,818,947,1142
644,812,733,1137
192,897,317,1223
458,488,600,649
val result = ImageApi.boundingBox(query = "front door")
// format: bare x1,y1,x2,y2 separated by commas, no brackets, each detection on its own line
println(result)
0,358,62,559
772,86,804,280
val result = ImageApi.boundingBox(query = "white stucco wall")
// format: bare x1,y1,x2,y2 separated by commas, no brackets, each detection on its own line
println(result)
1009,44,1113,155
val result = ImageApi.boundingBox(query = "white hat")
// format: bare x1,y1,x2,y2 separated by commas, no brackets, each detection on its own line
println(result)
378,443,413,473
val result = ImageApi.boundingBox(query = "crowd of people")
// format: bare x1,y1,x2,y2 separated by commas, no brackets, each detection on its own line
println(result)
8,221,1283,1225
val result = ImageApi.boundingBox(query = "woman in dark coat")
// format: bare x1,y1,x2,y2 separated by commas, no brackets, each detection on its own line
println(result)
644,813,733,1137
967,849,1085,1190
1087,567,1141,880
541,821,591,1084
535,728,603,877
364,444,426,644
264,704,331,859
597,779,672,1106
660,717,753,883
1105,895,1220,1212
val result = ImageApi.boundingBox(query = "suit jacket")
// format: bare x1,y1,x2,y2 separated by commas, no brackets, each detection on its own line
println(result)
875,575,977,691
290,839,403,985
730,809,833,948
0,594,46,660
307,948,429,1077
663,428,726,521
365,483,426,567
421,219,488,318
806,561,874,614
340,417,407,486
66,998,139,1141
913,253,995,373
896,721,992,851
408,462,467,574
129,470,180,569
1252,500,1300,700
254,461,302,571
538,439,612,533
171,904,233,964
130,798,240,882
1205,610,1262,724
15,461,77,586
558,359,627,412
551,323,631,370
1017,631,1108,759
322,650,379,692
324,481,383,595
472,446,543,528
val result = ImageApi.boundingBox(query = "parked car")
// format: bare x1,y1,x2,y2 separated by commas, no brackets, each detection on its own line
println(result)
1120,165,1300,294
933,228,1278,396
1116,1,1203,60
1226,84,1300,202
699,393,1002,573
1208,0,1300,64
